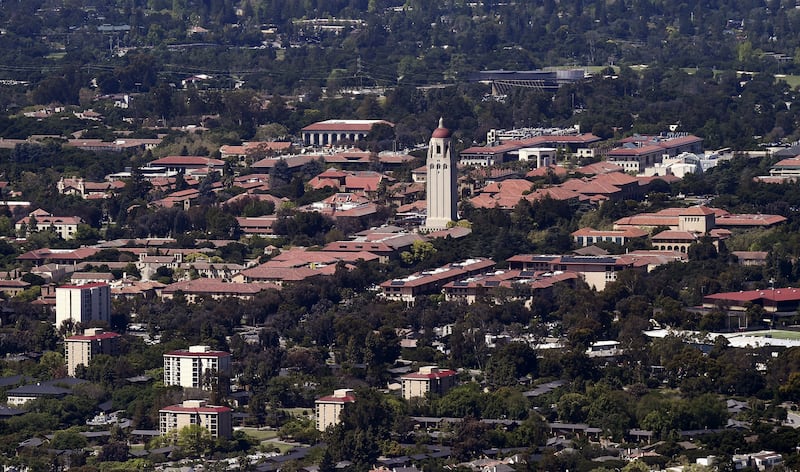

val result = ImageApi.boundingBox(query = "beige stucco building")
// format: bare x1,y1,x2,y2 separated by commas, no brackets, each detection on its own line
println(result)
64,328,120,376
159,400,232,438
315,389,355,431
400,366,457,400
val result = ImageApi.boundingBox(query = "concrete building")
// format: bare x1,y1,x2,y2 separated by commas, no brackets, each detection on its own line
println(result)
55,283,111,330
163,345,232,391
300,119,394,147
64,328,121,377
315,389,356,431
400,366,457,400
518,147,557,168
159,400,232,438
424,118,458,231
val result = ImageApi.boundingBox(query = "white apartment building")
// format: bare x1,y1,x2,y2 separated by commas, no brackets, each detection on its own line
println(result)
55,283,111,330
163,345,231,391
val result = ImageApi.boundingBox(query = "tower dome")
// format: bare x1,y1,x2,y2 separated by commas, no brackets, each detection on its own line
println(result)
431,117,451,139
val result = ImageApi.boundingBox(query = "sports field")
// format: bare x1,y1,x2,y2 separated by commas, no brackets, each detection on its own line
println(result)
737,329,800,340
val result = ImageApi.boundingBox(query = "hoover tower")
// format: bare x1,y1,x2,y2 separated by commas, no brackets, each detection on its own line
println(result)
424,118,458,231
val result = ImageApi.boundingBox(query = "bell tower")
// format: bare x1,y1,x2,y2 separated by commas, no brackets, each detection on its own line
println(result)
424,118,458,231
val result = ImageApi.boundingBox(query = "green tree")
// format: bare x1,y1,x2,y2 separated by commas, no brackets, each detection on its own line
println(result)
50,430,88,450
177,424,214,457
485,341,538,387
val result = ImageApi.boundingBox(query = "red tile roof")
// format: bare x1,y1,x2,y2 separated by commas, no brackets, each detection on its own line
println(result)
301,119,394,132
160,404,232,413
401,369,457,380
149,156,225,166
66,331,121,341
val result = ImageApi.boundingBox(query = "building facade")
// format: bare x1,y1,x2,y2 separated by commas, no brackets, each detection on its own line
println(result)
55,283,111,330
315,389,356,431
163,345,232,391
159,400,232,438
400,366,457,400
64,328,121,376
300,119,394,147
15,209,83,240
424,118,458,231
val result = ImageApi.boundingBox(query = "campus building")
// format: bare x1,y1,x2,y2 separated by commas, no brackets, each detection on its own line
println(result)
300,119,394,147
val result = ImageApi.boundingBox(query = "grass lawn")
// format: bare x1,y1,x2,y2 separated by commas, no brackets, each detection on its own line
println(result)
236,427,278,441
739,329,800,340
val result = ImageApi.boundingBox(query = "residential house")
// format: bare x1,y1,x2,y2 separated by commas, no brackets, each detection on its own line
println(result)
7,378,86,407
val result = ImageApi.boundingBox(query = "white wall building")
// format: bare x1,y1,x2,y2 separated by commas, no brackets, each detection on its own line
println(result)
163,345,232,391
518,147,557,168
55,283,111,330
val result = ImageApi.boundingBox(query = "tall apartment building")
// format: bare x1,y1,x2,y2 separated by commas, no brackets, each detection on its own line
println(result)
159,400,232,438
55,283,111,330
163,345,231,391
315,389,356,431
400,366,457,400
64,328,121,376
